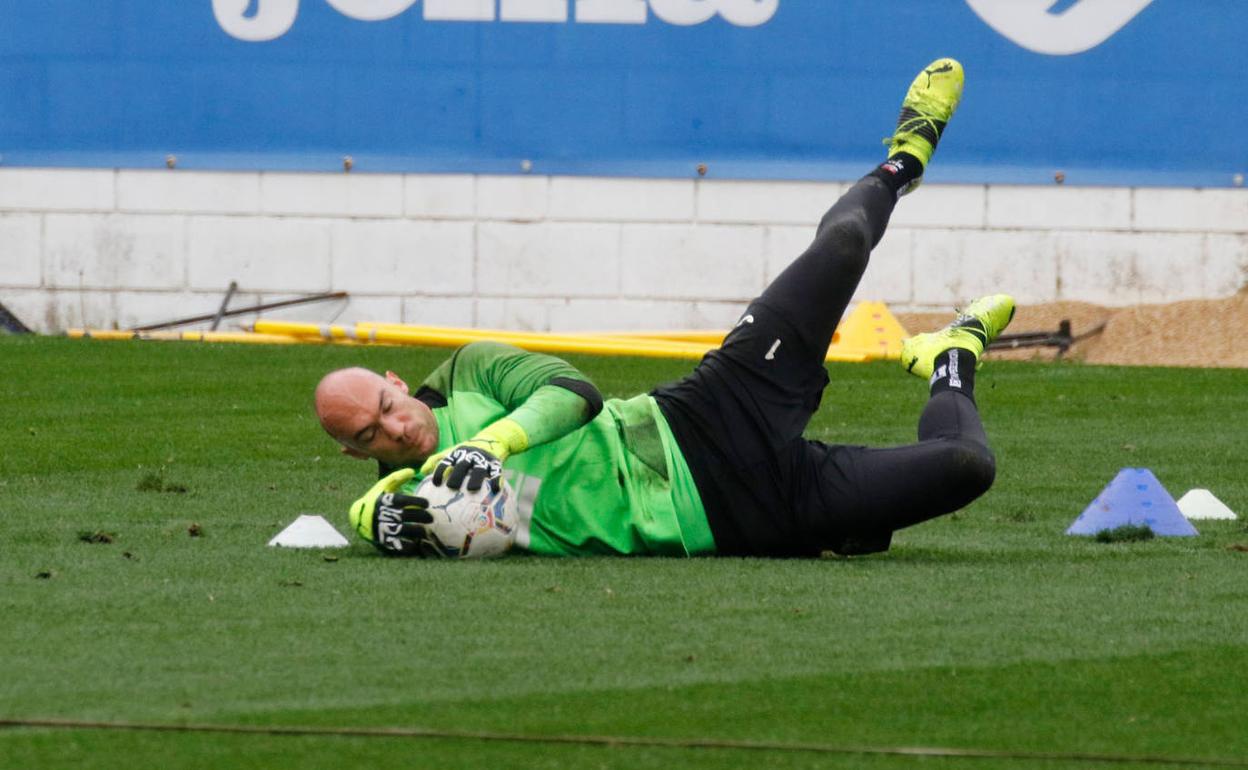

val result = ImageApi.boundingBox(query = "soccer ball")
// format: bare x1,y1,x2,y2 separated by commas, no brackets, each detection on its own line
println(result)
404,475,517,559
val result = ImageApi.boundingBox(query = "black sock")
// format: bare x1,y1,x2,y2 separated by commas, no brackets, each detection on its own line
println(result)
868,152,924,195
929,348,976,402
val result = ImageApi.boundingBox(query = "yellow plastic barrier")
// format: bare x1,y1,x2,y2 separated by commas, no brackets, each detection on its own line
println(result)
255,320,719,360
351,303,908,361
564,329,729,345
68,300,905,363
66,328,363,346
69,329,180,341
831,301,909,360
253,319,875,362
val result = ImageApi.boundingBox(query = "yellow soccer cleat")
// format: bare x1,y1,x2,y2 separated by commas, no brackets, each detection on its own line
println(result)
884,57,964,193
900,294,1016,380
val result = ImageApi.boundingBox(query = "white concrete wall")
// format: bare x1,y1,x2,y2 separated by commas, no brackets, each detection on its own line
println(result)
1,168,1245,333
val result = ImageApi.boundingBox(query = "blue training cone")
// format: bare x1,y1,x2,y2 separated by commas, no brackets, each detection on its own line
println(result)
1066,468,1198,536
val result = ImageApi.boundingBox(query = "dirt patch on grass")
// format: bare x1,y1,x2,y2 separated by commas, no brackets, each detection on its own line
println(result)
895,289,1248,368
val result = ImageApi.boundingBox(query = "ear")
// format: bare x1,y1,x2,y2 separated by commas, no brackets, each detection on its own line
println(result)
340,444,371,460
385,370,410,394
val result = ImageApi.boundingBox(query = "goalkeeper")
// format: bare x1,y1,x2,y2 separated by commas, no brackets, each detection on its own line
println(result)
314,57,1015,558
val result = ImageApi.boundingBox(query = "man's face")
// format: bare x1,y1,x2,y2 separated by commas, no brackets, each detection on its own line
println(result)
314,368,439,466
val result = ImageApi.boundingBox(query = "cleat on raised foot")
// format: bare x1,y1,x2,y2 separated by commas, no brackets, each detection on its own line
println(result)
884,57,964,194
900,294,1016,380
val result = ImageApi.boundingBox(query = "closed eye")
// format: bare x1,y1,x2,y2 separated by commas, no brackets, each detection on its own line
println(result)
354,389,386,445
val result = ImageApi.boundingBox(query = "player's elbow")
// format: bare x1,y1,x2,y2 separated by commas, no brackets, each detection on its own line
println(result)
551,376,604,422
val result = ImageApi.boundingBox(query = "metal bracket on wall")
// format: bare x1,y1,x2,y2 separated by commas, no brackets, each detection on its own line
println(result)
132,287,349,332
988,320,1106,359
209,281,240,331
0,301,33,334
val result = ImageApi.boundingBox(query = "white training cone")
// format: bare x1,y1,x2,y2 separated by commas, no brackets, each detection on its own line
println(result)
268,514,350,548
1176,489,1238,521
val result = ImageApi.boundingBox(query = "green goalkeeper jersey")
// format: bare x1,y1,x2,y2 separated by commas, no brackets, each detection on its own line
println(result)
396,342,715,557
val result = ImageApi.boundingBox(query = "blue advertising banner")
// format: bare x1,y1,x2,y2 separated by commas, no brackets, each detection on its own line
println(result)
1,0,1244,185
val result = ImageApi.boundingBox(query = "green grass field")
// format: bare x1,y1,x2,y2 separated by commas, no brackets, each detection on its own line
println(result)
2,335,1246,769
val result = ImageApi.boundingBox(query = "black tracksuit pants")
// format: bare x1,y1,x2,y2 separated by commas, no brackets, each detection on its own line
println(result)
654,175,996,557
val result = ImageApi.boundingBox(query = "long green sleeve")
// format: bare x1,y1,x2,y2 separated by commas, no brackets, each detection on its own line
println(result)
411,342,715,556
421,342,602,450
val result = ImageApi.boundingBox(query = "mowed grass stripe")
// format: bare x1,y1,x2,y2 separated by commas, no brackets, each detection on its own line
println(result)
6,731,1221,770
3,711,1247,770
3,548,1245,718
2,337,1247,769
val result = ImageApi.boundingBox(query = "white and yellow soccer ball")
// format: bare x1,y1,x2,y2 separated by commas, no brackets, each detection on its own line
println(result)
407,475,517,559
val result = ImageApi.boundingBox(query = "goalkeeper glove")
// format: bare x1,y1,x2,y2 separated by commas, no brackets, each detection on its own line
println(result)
430,444,503,494
419,418,527,493
347,468,450,557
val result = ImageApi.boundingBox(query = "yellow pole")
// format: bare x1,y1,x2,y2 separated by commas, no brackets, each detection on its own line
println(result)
252,319,873,362
255,320,716,360
66,328,364,346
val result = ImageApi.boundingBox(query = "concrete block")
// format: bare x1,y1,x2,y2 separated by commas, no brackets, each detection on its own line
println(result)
763,225,816,285
913,229,1058,306
1130,232,1226,303
1055,231,1207,305
260,172,404,218
1055,233,1137,305
477,176,549,221
24,289,116,332
987,186,1132,230
523,298,743,334
188,216,332,293
44,214,186,290
1177,235,1244,298
474,296,570,332
331,219,474,294
402,295,477,327
258,293,402,327
0,169,114,212
697,180,843,226
550,177,693,222
404,175,476,219
690,301,749,330
1134,189,1248,233
890,184,986,229
853,228,913,305
621,224,765,300
117,171,261,214
549,298,707,332
478,222,620,296
1138,234,1218,301
0,289,55,332
1204,234,1248,296
0,214,42,287
551,299,745,334
343,174,405,218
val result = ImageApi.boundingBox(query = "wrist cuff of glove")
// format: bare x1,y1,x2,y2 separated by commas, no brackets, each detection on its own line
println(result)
471,417,528,460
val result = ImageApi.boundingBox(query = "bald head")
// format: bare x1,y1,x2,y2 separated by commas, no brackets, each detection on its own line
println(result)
315,367,387,439
314,366,439,464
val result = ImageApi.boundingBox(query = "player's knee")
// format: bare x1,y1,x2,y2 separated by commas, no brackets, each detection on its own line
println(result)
815,214,871,273
945,439,996,497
